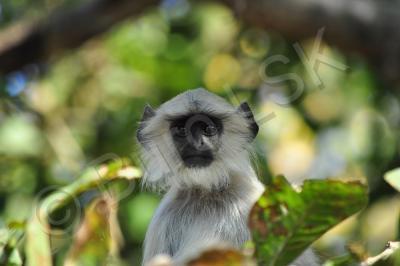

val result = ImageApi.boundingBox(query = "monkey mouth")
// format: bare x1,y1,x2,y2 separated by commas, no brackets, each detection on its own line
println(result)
182,153,213,168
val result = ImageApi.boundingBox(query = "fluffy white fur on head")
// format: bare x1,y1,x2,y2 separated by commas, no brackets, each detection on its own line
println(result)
137,88,257,191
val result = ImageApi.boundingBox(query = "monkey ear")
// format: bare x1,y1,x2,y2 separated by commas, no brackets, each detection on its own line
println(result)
237,102,259,141
136,104,156,144
141,104,156,121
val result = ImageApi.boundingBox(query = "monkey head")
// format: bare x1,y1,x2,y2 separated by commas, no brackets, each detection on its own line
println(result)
136,88,258,191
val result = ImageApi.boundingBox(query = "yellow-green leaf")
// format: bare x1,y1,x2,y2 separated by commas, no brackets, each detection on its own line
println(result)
64,195,123,266
384,168,400,192
25,208,52,266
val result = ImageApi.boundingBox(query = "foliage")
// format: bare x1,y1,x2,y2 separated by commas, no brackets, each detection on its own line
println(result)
187,249,251,266
0,163,369,265
250,176,368,265
1,0,400,265
384,168,400,193
0,160,140,266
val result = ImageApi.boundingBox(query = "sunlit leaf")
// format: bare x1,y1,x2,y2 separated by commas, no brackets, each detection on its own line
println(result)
384,168,400,192
0,221,26,265
0,245,23,266
0,115,43,157
204,53,241,92
64,195,123,266
8,248,23,266
23,160,139,266
7,221,26,230
187,248,254,266
41,159,141,215
250,176,368,266
25,208,52,266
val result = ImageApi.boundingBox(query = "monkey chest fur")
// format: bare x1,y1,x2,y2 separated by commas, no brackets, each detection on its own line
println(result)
154,187,253,258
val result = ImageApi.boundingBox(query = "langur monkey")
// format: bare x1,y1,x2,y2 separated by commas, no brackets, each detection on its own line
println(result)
137,88,319,265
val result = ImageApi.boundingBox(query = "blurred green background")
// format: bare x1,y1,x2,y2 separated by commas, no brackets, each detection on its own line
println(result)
0,0,399,265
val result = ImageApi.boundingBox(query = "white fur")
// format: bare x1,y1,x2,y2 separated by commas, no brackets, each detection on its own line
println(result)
138,88,319,266
138,88,257,191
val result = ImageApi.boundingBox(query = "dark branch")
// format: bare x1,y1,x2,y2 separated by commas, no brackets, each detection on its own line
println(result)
1,0,400,84
217,0,400,84
0,0,160,75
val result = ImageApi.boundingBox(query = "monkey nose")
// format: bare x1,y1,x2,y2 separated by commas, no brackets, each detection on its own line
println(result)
189,132,207,150
194,137,206,150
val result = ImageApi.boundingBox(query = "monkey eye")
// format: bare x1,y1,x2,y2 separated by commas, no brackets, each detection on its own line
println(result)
173,126,187,137
203,125,217,136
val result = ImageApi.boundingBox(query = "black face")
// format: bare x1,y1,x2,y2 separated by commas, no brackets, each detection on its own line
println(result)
169,113,223,168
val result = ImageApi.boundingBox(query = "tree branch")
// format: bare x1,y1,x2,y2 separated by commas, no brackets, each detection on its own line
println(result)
0,0,160,75
217,0,400,84
1,0,400,84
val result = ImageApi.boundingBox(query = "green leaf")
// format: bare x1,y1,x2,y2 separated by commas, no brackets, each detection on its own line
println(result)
0,224,25,266
24,159,140,266
7,248,23,266
249,176,368,266
322,254,359,266
384,168,400,192
40,159,141,215
64,195,123,266
25,209,52,266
